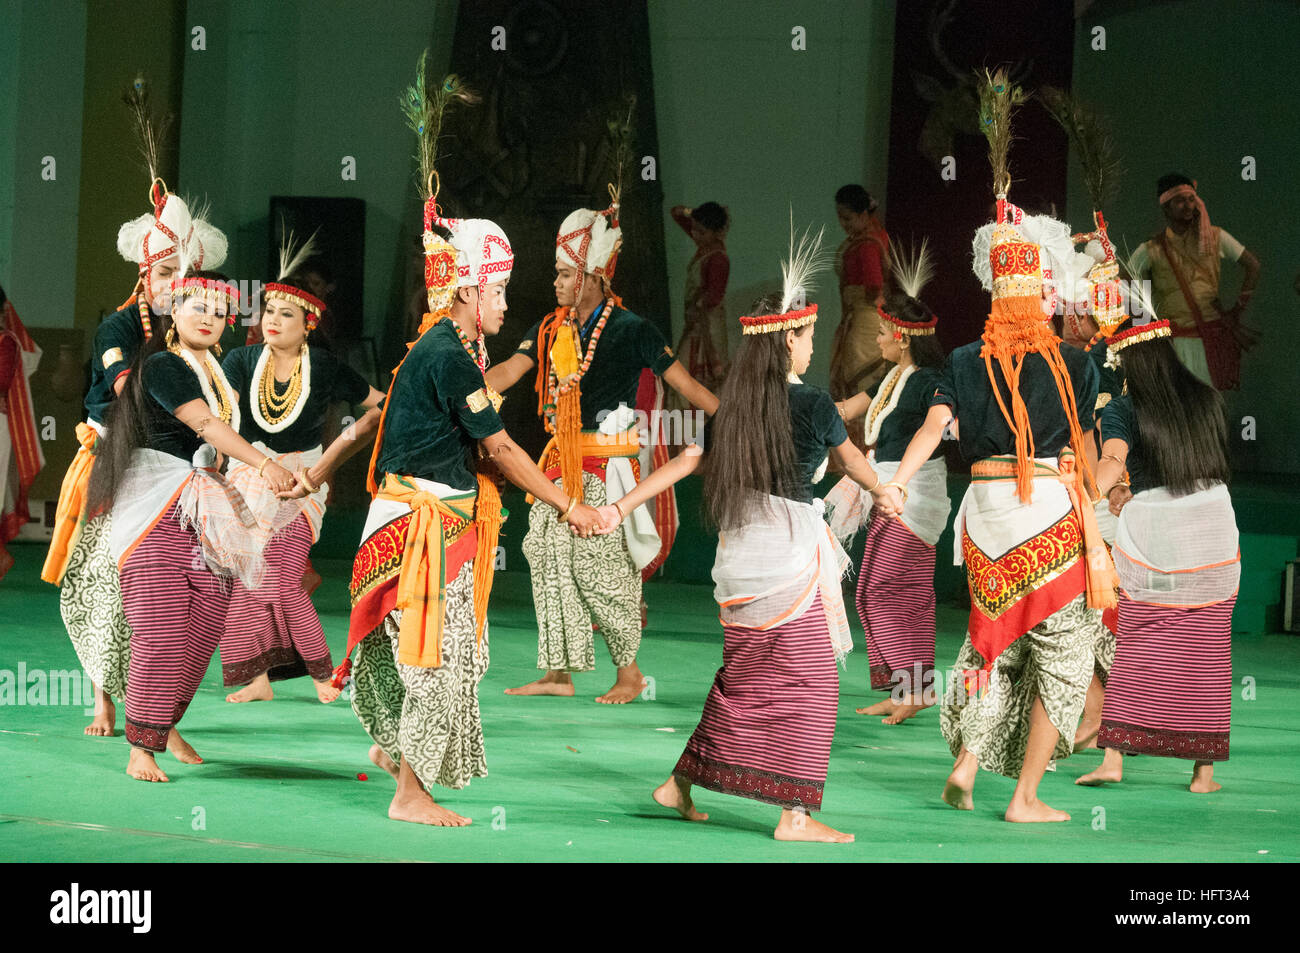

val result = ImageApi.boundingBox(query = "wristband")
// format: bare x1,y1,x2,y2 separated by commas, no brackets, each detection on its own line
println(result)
558,498,578,523
614,501,626,521
257,456,271,476
865,474,881,493
882,481,909,502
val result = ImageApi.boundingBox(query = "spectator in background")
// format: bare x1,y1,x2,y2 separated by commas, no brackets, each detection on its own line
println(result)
0,286,43,581
831,185,891,447
1127,173,1260,390
669,202,730,405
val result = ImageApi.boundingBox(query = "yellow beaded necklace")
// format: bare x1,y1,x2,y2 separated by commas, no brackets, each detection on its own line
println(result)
258,345,305,427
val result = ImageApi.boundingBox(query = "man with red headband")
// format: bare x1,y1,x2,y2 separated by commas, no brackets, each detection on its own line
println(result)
1127,173,1261,390
490,201,718,705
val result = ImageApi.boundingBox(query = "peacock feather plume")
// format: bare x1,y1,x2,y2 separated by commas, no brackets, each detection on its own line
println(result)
400,49,479,201
1038,85,1121,213
121,73,172,185
977,67,1029,198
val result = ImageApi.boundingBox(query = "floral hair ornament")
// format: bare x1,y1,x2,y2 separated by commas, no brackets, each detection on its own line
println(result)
1105,319,1171,370
264,223,327,331
169,275,242,325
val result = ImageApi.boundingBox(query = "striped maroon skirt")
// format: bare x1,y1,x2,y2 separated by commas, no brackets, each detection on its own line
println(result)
120,502,232,751
854,514,937,692
219,513,332,686
674,593,839,811
1097,594,1234,761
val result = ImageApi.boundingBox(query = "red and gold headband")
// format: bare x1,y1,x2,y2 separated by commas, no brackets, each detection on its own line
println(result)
264,282,326,330
171,276,241,325
739,302,817,336
1105,319,1171,368
877,304,937,337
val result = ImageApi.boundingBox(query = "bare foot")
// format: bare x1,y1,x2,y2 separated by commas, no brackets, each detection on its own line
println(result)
1190,761,1221,794
126,747,170,782
226,672,273,703
166,727,203,764
84,689,116,736
856,699,896,716
653,775,708,821
882,702,931,725
504,671,575,697
388,789,472,827
596,674,647,705
1004,798,1071,822
774,809,854,843
313,678,341,704
943,749,977,810
1076,749,1123,786
369,744,399,780
942,778,974,811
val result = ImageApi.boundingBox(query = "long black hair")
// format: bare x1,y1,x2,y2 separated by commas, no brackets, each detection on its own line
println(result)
880,290,945,370
87,270,228,516
1115,319,1230,494
702,293,806,530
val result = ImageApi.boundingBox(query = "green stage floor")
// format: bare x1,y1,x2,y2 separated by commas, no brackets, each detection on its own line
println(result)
1,545,1297,862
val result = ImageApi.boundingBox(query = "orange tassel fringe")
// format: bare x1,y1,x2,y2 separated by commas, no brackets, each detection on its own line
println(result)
980,296,1097,504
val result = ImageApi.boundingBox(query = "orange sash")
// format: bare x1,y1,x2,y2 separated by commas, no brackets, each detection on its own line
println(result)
40,423,100,585
525,428,640,504
378,472,502,668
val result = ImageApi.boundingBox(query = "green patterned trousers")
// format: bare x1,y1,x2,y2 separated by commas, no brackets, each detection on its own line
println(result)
522,472,641,672
350,561,488,791
940,593,1102,778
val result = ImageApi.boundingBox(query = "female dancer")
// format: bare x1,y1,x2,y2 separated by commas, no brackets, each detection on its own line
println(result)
600,229,895,842
86,273,298,782
219,247,385,704
1076,318,1237,792
826,243,950,724
829,184,891,446
670,202,730,401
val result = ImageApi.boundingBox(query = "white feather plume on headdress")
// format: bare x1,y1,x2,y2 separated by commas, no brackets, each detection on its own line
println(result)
891,238,935,301
1119,243,1159,324
779,210,831,313
276,221,320,282
116,213,157,263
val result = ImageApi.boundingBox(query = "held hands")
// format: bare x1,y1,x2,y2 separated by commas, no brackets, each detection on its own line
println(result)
591,504,623,535
873,483,905,519
569,502,627,537
264,460,297,496
566,502,604,538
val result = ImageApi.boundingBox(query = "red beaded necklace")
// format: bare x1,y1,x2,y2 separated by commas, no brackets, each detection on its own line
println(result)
446,315,487,374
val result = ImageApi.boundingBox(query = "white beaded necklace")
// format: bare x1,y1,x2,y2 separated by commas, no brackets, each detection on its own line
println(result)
864,364,914,446
175,345,241,435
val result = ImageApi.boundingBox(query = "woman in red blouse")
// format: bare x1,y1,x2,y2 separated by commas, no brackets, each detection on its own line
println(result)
830,185,891,446
670,203,730,404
